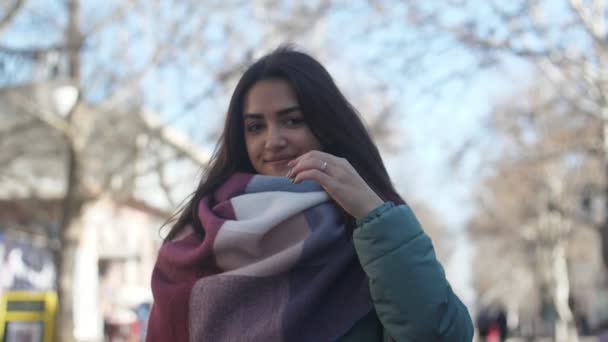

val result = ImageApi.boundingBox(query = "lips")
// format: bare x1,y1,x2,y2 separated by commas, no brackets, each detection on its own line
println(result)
265,156,293,164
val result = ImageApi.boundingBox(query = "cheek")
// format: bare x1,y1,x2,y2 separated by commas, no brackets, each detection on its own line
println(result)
300,130,322,150
306,128,322,147
244,136,259,159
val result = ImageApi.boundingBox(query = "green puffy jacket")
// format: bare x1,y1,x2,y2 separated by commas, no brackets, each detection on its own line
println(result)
337,204,474,341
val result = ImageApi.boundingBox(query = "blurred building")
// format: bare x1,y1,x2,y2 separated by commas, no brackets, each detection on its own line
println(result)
0,82,206,341
0,197,165,340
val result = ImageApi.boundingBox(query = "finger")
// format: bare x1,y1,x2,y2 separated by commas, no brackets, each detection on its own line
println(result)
288,157,330,178
293,169,338,192
287,150,337,167
287,151,346,178
287,153,307,167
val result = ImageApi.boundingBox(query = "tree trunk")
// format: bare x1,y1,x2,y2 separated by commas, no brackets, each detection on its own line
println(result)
55,144,84,342
56,1,83,338
552,243,578,342
602,120,608,269
55,222,81,342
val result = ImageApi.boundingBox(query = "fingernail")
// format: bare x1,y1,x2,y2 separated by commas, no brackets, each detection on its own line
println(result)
286,168,292,178
290,177,295,183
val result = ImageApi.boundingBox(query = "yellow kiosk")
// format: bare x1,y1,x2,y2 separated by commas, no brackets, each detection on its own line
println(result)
0,291,57,342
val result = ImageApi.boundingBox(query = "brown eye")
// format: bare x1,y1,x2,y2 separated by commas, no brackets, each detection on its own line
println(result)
247,122,264,133
285,117,305,126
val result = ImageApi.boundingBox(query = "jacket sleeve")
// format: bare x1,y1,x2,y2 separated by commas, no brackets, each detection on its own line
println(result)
353,204,474,342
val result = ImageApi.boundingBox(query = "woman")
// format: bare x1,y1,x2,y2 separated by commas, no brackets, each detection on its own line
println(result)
147,46,473,341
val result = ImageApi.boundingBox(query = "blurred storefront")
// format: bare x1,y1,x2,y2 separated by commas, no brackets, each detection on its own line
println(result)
0,233,56,296
0,197,165,342
0,231,57,342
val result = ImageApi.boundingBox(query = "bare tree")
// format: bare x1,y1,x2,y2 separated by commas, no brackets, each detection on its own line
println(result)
0,0,25,35
0,1,343,341
466,77,606,339
469,154,589,340
393,0,608,272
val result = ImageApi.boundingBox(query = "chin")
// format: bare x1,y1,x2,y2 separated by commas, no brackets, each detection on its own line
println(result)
268,169,288,177
259,166,288,177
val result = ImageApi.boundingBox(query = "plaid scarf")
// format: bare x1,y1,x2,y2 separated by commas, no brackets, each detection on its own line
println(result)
147,173,372,342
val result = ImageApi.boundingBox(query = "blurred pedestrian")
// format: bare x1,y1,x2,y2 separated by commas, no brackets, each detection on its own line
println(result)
477,304,507,342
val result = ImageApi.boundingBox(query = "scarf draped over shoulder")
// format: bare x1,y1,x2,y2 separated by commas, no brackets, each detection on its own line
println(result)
147,173,372,342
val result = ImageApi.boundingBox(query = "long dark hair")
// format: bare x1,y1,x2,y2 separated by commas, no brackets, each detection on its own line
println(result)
163,45,404,242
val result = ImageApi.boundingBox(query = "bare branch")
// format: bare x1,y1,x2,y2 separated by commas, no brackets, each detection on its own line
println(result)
98,46,166,110
83,0,135,36
534,58,604,121
451,27,550,59
0,44,64,58
140,111,210,166
568,0,607,45
131,148,181,179
10,91,72,136
488,0,529,22
0,0,26,35
99,9,204,111
156,158,177,208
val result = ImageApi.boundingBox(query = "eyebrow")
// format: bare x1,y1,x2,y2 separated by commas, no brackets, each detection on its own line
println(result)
244,105,301,119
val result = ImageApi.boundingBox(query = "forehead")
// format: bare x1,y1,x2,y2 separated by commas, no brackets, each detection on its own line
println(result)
244,79,298,114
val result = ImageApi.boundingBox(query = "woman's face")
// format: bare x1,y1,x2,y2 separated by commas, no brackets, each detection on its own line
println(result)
243,79,322,176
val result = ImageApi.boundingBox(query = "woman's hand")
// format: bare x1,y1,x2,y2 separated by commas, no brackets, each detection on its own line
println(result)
287,150,383,219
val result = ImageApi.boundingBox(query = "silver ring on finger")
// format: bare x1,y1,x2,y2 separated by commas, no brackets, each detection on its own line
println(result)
321,161,328,171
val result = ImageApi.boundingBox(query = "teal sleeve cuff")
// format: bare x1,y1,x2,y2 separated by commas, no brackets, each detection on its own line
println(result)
355,201,395,227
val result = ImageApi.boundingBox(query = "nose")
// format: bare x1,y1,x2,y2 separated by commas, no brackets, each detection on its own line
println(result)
264,125,286,149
